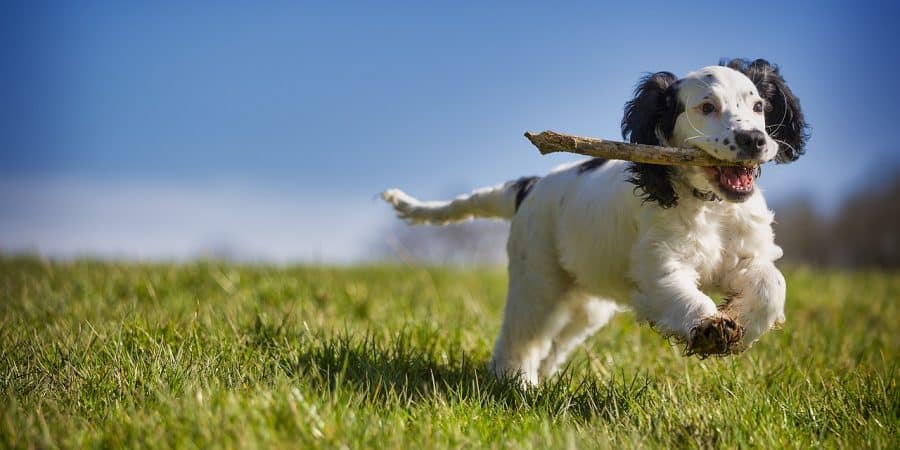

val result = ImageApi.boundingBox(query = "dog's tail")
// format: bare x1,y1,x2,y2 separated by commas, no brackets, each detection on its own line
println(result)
381,176,540,225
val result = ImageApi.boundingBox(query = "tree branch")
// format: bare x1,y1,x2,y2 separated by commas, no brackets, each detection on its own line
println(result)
524,130,744,167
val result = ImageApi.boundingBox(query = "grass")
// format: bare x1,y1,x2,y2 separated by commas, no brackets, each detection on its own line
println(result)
1,256,897,449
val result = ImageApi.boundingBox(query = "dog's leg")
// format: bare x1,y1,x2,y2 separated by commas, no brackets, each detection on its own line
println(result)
537,298,619,381
489,279,572,386
630,279,743,356
629,244,743,356
489,245,574,386
718,260,786,351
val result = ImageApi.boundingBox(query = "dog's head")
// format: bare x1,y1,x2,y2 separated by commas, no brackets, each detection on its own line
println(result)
621,59,808,207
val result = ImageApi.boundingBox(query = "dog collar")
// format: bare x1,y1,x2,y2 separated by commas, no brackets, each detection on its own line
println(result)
692,188,721,202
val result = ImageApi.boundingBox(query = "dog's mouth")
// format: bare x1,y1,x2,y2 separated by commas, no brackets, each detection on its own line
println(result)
703,165,759,200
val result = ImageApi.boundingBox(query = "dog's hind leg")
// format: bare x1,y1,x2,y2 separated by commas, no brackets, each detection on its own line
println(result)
537,298,620,381
489,254,575,386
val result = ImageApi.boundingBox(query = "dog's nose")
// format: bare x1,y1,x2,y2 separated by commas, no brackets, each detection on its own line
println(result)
733,130,766,157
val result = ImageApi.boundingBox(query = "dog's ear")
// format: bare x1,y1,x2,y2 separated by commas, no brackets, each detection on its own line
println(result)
723,58,809,163
622,71,680,145
621,72,681,208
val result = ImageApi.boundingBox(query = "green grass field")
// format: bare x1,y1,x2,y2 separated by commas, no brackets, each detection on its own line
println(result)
1,257,897,449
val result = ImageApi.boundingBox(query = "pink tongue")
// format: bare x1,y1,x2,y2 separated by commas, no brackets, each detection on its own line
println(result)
719,168,752,188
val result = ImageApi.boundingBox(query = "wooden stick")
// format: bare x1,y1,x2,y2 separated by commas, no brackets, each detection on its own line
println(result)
524,130,744,167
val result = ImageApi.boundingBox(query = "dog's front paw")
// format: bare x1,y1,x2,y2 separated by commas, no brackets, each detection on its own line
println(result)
685,315,744,357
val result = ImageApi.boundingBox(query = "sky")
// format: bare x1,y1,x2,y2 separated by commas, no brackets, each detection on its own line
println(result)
2,1,898,262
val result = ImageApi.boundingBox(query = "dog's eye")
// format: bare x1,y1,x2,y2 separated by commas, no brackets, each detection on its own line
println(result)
753,101,764,113
700,102,716,115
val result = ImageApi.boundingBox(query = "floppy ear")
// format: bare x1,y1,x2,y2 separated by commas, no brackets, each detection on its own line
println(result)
621,71,681,208
723,58,809,163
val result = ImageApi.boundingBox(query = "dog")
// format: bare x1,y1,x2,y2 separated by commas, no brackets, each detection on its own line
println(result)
382,58,808,385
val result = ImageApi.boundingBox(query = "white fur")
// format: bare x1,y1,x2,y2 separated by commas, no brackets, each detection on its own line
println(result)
382,66,787,385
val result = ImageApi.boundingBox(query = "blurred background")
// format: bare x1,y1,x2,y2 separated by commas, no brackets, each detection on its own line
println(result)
2,1,898,268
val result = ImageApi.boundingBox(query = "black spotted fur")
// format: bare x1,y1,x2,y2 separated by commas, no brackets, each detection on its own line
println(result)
513,176,541,212
721,58,809,163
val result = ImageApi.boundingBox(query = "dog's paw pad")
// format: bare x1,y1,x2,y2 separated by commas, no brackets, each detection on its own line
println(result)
685,315,744,357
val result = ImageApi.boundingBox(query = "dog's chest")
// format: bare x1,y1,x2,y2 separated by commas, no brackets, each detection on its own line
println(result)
692,204,770,285
680,209,727,284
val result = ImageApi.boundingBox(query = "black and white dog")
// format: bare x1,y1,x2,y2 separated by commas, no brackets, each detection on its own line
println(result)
383,59,807,385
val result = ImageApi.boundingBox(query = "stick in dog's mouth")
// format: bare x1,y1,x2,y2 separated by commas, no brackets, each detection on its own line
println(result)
524,130,760,169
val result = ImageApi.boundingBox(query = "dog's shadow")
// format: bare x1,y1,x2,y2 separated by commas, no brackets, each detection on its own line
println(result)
249,320,649,421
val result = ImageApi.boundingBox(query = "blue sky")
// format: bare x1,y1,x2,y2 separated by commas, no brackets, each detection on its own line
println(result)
2,1,898,262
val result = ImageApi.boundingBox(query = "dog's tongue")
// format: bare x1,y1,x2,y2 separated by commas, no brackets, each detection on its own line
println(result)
719,167,754,190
